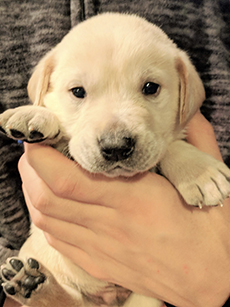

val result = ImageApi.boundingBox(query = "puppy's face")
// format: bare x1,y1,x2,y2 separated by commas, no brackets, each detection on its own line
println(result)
28,14,205,177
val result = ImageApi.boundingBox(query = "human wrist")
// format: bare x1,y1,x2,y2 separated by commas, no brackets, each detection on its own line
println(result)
183,200,230,307
185,202,230,307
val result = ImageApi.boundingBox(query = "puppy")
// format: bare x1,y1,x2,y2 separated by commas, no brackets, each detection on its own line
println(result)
1,13,230,307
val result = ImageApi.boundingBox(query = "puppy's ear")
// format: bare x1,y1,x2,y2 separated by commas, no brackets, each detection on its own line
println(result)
27,50,55,106
176,51,205,126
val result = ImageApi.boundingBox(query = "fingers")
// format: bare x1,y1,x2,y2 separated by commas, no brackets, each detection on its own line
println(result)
23,143,104,201
22,180,98,250
43,234,168,302
43,233,109,280
19,153,117,226
186,112,223,161
21,143,161,208
22,143,128,205
43,233,145,288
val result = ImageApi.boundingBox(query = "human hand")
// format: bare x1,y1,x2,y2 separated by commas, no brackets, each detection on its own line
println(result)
18,112,230,307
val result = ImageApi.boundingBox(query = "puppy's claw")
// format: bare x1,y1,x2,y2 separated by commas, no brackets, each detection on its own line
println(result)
198,202,203,209
219,201,224,207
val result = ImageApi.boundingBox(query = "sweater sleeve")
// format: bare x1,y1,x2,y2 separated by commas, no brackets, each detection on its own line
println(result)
0,0,74,264
0,135,29,264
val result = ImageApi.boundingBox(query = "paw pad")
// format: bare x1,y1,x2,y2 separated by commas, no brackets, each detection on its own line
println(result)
4,284,16,296
10,259,24,272
29,130,44,140
10,129,25,139
27,258,40,270
2,268,16,281
1,257,46,300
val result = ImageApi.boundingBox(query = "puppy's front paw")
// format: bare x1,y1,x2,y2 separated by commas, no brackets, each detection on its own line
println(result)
0,106,62,144
1,257,46,305
177,158,230,207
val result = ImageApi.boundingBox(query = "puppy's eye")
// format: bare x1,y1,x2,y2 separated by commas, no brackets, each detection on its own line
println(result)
142,82,160,95
71,87,86,99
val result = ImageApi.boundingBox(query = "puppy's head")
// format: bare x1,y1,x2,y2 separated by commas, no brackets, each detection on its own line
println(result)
28,13,205,177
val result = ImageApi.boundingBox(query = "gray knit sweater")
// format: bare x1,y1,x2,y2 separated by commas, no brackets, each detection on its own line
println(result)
0,0,229,263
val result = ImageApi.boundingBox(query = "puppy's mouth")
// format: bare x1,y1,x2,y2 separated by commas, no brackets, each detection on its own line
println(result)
103,165,138,177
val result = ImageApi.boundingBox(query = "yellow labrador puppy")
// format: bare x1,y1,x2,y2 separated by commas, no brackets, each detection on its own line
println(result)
1,13,230,307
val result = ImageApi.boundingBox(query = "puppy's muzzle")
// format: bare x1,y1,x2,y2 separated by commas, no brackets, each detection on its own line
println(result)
98,132,136,162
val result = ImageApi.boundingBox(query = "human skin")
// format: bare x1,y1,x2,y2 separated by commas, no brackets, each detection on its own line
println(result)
4,298,21,307
6,112,230,307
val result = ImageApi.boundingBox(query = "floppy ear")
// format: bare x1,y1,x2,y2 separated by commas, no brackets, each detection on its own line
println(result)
27,50,55,106
176,51,205,126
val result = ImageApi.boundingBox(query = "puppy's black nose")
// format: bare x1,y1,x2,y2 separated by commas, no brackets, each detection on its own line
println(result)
99,135,135,162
